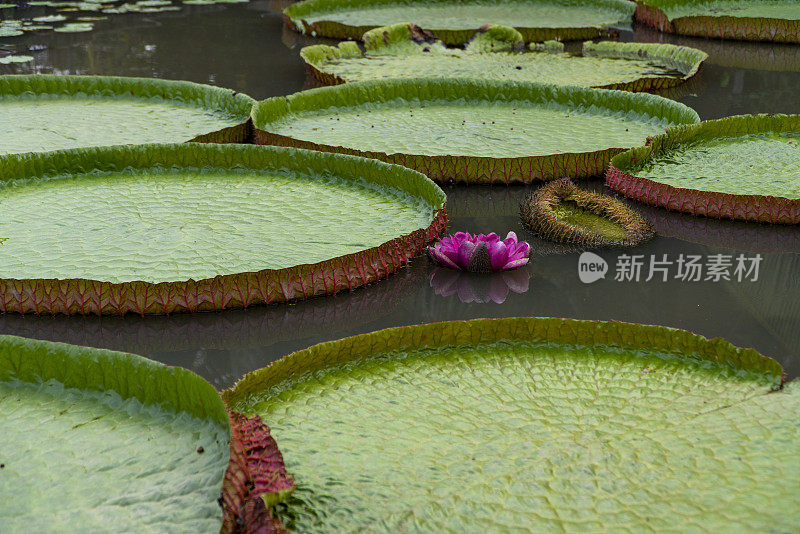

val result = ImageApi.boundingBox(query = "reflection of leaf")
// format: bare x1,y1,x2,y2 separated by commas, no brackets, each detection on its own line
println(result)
0,238,7,244
225,318,797,532
428,266,530,303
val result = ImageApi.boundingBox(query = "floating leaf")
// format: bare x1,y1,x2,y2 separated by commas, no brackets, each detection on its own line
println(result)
607,114,800,224
252,78,699,183
32,13,67,22
0,55,33,64
635,0,800,43
224,317,797,532
54,22,95,32
284,0,635,44
0,335,230,531
0,143,445,315
302,23,707,91
0,74,254,155
520,178,655,247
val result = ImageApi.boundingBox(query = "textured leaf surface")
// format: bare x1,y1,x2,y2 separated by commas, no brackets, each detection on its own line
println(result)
0,335,229,532
0,143,446,314
302,24,707,91
0,75,254,155
646,0,800,20
635,0,800,43
225,318,795,532
607,114,800,223
285,0,634,43
253,78,699,183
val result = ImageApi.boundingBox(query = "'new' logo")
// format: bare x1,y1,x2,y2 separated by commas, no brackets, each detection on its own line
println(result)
578,252,608,284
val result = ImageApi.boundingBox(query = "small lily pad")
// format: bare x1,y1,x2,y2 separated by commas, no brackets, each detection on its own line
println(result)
0,55,33,64
54,22,95,32
32,13,67,21
521,177,655,247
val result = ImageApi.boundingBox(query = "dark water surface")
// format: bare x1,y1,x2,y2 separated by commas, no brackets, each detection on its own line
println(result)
1,4,798,387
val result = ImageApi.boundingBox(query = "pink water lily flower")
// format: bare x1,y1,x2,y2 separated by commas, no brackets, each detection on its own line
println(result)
427,231,530,272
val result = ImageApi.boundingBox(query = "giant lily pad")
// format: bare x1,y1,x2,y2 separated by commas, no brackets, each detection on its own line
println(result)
635,0,800,43
0,143,445,315
253,78,699,184
607,114,800,224
284,0,634,44
0,334,230,531
224,317,798,532
0,75,255,155
301,23,707,92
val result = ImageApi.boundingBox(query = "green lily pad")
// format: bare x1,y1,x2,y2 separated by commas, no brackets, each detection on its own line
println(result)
0,75,255,155
0,334,230,531
54,22,95,32
302,23,707,92
0,55,33,64
0,28,23,37
285,0,634,44
252,78,699,183
607,114,800,224
32,13,67,22
136,5,182,10
224,317,798,532
635,0,800,43
0,143,445,315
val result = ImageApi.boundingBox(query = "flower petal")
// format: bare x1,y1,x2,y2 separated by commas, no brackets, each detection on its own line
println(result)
457,241,476,268
487,240,509,271
428,246,461,270
503,257,530,270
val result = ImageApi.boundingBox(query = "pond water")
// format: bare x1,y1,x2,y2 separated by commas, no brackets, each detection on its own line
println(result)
0,1,798,388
